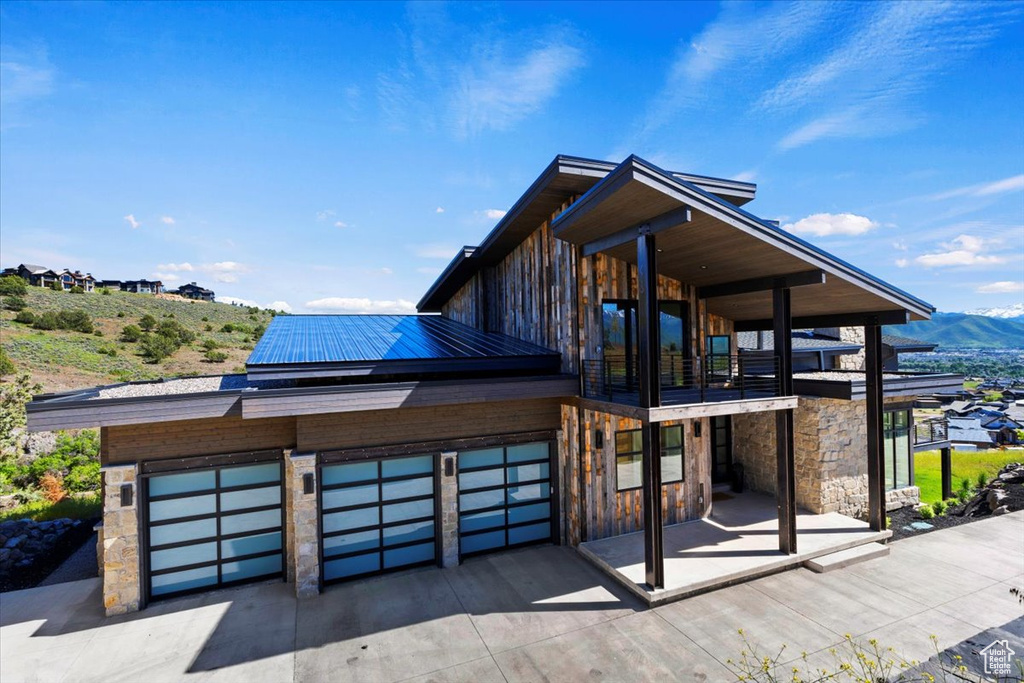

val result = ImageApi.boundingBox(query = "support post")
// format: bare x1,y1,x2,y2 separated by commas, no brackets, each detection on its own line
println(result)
940,447,952,502
773,287,796,554
865,322,886,532
637,231,664,589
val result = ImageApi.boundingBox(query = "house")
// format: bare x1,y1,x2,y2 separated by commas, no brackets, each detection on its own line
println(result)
176,282,215,301
736,330,935,372
25,154,960,616
58,269,96,292
122,279,163,294
3,263,61,288
947,417,997,448
98,280,123,290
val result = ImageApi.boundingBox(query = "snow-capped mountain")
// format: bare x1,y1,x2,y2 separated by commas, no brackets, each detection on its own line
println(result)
964,302,1024,320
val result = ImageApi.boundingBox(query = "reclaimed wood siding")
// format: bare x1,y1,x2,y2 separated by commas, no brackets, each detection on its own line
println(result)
103,416,297,464
296,398,562,452
561,405,712,543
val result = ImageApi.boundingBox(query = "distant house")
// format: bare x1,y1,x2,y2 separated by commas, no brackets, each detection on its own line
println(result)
98,280,122,290
3,263,61,288
947,417,997,448
122,279,163,295
736,329,936,372
58,269,96,292
176,282,215,301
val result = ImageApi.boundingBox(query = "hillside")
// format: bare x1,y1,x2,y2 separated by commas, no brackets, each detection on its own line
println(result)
885,312,1024,350
0,288,276,393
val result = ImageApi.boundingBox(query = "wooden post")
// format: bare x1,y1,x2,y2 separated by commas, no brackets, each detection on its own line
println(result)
637,230,664,589
773,287,796,554
865,322,886,532
940,447,953,501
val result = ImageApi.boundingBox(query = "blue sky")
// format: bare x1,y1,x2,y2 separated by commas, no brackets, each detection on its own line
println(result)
1,1,1022,314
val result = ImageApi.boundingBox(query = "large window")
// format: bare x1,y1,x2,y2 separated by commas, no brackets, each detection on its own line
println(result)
883,409,912,490
601,300,688,361
615,425,684,491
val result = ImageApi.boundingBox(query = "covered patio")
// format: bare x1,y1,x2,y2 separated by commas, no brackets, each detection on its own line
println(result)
577,492,891,606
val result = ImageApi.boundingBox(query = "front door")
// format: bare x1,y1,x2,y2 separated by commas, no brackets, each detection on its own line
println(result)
710,415,733,485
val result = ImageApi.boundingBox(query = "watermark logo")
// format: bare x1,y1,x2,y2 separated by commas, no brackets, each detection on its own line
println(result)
979,639,1016,677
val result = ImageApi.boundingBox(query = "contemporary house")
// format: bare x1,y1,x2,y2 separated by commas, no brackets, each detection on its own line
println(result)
122,279,164,294
25,154,961,615
176,282,216,301
58,269,96,292
2,264,61,288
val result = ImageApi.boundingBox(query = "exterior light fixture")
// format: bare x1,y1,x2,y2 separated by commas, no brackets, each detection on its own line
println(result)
303,472,315,495
120,484,133,507
595,430,604,448
693,422,702,438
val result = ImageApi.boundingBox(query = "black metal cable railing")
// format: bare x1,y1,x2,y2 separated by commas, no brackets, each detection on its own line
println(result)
581,354,781,406
914,418,948,445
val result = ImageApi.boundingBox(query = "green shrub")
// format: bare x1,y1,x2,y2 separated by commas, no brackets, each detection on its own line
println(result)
0,275,28,296
140,333,178,362
116,311,125,318
33,311,59,330
0,491,102,523
960,477,971,491
93,330,104,337
69,285,85,294
139,314,157,331
204,324,213,332
0,348,14,376
100,287,112,295
956,487,972,503
16,431,100,492
156,319,195,344
976,471,988,488
918,506,935,519
57,309,94,333
13,310,35,324
204,350,228,363
201,316,209,322
220,323,235,333
120,324,142,342
931,500,947,516
49,280,63,292
201,339,220,351
3,295,26,311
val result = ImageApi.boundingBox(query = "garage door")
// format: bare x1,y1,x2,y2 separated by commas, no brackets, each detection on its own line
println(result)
458,441,555,557
144,461,284,600
320,454,438,584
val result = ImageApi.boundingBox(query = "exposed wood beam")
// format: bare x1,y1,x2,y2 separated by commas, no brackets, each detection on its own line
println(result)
697,269,825,299
865,324,886,533
773,288,797,555
580,206,691,257
734,309,910,332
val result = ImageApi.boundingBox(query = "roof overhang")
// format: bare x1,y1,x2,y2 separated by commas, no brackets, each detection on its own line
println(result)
793,372,963,401
417,154,757,312
551,156,935,324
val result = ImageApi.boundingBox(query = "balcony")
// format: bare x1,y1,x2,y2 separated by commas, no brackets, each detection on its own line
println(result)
581,354,781,407
914,417,949,449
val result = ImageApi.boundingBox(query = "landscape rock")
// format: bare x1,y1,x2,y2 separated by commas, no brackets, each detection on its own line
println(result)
0,517,88,589
992,505,1010,516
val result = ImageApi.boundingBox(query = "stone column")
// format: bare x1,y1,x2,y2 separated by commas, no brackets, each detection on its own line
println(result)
838,326,866,371
285,451,319,598
101,464,140,616
439,451,460,568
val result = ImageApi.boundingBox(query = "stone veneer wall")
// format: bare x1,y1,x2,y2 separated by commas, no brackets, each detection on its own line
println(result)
439,452,459,568
285,452,319,598
731,396,919,518
101,464,140,616
838,327,866,371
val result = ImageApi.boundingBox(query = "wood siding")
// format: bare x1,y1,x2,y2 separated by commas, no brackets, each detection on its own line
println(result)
103,416,296,464
561,405,711,543
296,398,562,452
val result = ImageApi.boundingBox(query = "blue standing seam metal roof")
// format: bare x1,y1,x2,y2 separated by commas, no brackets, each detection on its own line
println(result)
247,315,560,366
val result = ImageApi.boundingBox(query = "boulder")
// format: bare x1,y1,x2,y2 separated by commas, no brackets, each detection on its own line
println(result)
992,505,1011,516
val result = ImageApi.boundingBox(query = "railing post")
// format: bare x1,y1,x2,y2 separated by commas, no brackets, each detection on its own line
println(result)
940,447,952,501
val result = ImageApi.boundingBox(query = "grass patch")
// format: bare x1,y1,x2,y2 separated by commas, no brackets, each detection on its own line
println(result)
0,492,102,523
915,448,1023,504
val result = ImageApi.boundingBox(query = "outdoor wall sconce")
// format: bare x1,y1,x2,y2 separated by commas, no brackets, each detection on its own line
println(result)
693,422,702,438
120,483,133,507
443,456,455,477
302,472,315,495
595,430,604,448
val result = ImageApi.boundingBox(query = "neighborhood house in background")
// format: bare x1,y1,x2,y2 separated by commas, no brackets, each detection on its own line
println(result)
1,264,215,300
23,154,964,617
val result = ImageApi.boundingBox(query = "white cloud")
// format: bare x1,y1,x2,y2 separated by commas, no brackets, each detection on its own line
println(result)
782,213,878,237
976,281,1024,294
218,296,292,312
160,216,175,225
200,261,250,283
416,266,442,276
436,207,445,213
156,262,194,272
268,301,292,312
124,214,140,229
0,45,55,124
483,209,507,220
927,174,1024,201
915,234,1006,268
152,272,181,283
411,243,456,259
732,170,757,183
895,258,909,268
892,240,908,251
379,267,393,275
305,297,417,314
316,210,336,221
334,221,349,228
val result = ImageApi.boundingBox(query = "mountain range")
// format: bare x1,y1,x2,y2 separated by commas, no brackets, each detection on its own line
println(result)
886,312,1024,350
963,302,1024,320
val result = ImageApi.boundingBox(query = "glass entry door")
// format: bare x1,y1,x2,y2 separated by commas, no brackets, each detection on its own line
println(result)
710,416,733,485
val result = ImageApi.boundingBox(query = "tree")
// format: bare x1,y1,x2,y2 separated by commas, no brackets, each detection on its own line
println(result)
139,314,157,331
120,324,142,342
33,312,60,330
0,275,28,296
2,295,26,311
140,333,178,362
13,311,35,325
0,348,14,377
56,309,94,333
0,375,41,460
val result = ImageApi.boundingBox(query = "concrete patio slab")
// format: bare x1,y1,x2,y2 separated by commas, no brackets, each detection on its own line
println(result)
578,491,891,605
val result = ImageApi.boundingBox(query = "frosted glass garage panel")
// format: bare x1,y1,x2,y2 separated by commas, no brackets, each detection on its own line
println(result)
461,530,505,555
459,447,503,469
324,553,380,581
220,463,280,488
150,542,217,572
149,518,217,547
509,522,550,546
460,489,503,512
221,532,281,560
221,509,280,535
381,477,432,501
322,461,377,486
323,507,379,534
508,462,548,484
323,529,379,558
322,483,378,511
149,494,216,522
381,455,432,478
149,470,216,497
382,499,433,524
221,485,281,512
508,502,549,525
222,554,282,583
150,566,218,597
383,543,433,569
507,442,548,463
459,468,503,490
383,520,434,546
461,508,504,533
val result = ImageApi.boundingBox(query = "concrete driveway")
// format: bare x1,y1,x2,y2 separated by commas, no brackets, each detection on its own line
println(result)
2,512,1022,683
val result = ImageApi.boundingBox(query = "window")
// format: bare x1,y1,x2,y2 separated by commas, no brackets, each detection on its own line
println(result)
706,335,731,376
615,425,684,491
883,409,912,490
601,300,688,360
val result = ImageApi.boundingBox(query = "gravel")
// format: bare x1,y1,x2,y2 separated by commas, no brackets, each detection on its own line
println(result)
38,532,98,586
794,371,905,382
92,374,293,400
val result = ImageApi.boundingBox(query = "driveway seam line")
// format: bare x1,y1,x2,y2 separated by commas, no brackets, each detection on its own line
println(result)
439,567,507,683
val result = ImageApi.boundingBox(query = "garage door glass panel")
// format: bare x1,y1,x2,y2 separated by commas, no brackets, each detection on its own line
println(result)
149,518,217,547
149,471,216,496
220,463,280,488
220,485,280,512
221,554,282,583
320,454,438,585
458,440,554,558
150,566,218,597
322,483,377,510
149,494,216,522
145,460,284,601
221,531,281,559
150,542,217,571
